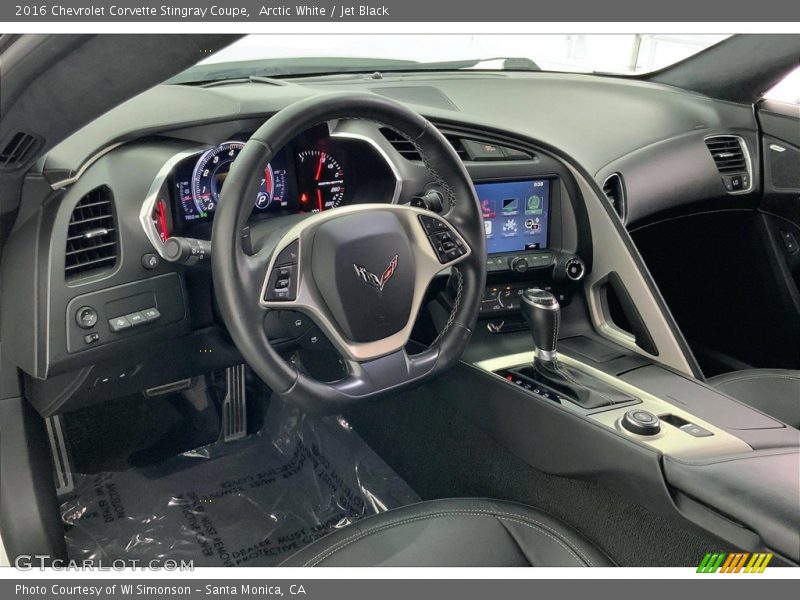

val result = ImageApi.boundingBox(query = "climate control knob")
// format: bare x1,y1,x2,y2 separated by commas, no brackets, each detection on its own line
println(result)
509,256,530,273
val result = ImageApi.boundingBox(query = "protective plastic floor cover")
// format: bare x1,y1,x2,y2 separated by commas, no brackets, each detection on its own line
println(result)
61,398,420,566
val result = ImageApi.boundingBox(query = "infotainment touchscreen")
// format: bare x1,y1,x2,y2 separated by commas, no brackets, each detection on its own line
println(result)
474,179,550,254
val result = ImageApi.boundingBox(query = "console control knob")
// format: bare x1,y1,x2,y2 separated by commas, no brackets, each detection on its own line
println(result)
509,256,529,273
621,410,661,436
564,256,586,281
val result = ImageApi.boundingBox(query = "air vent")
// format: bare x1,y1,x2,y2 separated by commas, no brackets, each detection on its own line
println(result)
65,186,118,280
380,128,535,162
380,127,468,161
704,135,752,193
705,136,748,174
602,173,626,222
0,131,39,168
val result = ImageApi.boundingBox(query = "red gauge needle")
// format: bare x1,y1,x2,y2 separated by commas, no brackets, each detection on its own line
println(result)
264,166,272,191
314,152,325,181
157,199,169,241
316,189,323,212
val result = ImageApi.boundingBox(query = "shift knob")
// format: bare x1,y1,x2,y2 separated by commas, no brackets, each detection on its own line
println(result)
521,288,560,360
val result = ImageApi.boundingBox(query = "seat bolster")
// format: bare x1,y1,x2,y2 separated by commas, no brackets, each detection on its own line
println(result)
280,498,615,567
708,369,800,429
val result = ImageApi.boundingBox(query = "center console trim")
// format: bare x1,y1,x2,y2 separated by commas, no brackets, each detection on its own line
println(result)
474,351,752,459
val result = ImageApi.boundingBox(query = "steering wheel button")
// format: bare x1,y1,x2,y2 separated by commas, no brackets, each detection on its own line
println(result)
275,278,290,290
276,240,299,266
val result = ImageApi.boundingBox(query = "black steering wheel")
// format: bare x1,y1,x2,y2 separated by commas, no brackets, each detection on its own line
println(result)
212,92,486,412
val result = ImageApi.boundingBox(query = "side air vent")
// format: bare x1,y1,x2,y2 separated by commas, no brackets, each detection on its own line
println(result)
65,186,118,280
380,128,532,162
602,173,627,222
0,131,39,168
705,135,752,193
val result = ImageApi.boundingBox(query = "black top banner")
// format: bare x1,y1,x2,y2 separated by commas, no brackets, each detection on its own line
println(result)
4,0,800,22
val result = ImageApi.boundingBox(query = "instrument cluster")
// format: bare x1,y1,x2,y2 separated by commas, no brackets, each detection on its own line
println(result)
151,124,397,241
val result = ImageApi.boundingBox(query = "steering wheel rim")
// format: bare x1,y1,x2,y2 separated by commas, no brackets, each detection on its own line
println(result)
212,92,486,412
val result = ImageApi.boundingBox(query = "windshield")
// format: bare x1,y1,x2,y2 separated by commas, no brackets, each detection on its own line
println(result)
169,34,730,84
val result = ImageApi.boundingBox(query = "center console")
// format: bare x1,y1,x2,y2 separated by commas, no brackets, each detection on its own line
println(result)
452,146,799,565
473,176,587,334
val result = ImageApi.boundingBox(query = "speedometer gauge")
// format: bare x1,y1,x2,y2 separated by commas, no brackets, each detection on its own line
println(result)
297,149,346,212
191,141,285,215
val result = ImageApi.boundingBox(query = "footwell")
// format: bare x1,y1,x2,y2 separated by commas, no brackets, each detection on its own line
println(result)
60,397,420,566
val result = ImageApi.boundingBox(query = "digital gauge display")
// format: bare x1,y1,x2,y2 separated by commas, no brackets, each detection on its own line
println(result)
176,141,288,224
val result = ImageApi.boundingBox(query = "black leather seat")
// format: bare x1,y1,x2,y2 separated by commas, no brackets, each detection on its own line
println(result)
281,498,614,567
709,369,800,429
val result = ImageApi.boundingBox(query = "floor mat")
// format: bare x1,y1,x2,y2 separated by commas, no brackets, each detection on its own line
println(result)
60,397,420,566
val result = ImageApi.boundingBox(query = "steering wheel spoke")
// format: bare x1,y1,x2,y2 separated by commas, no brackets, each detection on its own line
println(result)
331,346,440,399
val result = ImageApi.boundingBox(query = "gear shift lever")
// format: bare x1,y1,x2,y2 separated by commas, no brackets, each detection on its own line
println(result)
516,287,636,409
520,288,560,362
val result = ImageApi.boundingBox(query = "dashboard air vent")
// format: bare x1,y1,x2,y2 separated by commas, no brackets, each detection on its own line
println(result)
65,186,118,280
705,136,747,174
380,127,535,162
602,173,626,222
704,135,752,193
379,127,467,161
0,131,39,168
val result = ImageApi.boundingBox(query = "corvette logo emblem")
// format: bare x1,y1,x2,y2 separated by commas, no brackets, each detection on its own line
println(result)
353,255,399,292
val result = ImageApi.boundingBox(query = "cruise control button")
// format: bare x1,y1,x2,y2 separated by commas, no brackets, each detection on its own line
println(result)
108,316,132,332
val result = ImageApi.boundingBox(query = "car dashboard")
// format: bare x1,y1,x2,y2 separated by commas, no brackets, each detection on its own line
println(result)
0,69,762,416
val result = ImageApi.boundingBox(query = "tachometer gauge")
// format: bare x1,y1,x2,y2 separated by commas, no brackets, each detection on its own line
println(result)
256,163,287,210
296,149,346,212
191,141,284,215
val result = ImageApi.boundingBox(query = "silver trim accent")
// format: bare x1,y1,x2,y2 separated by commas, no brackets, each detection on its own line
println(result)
601,172,626,222
565,258,585,281
259,204,471,362
567,162,694,374
473,352,751,460
704,134,754,195
143,378,193,397
45,415,74,496
524,294,560,310
139,147,206,259
330,127,403,204
535,348,557,362
50,142,126,190
222,364,247,442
